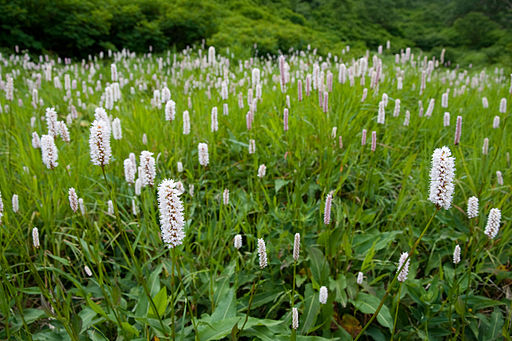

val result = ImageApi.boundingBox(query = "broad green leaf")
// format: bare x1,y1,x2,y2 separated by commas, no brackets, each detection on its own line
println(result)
21,308,46,324
483,309,504,340
300,284,320,334
148,264,163,296
121,322,140,336
308,247,329,285
275,179,290,193
212,288,236,320
86,296,108,319
148,286,168,318
351,293,393,330
79,307,98,332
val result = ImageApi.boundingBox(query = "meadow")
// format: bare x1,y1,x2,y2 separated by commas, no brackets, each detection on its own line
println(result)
0,44,510,340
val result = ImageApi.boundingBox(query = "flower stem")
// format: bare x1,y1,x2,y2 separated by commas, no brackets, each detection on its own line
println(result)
354,209,438,341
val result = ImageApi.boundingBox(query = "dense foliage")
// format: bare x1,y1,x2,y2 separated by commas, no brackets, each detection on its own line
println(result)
1,0,512,65
0,44,510,340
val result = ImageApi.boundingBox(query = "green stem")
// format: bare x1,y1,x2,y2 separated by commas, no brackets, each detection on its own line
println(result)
391,283,402,340
239,273,260,339
355,209,438,341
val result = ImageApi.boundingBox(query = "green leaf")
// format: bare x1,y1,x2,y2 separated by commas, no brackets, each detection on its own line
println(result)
20,308,46,324
148,264,163,296
300,284,320,334
212,288,236,320
121,322,140,336
275,179,290,193
198,317,241,340
308,247,329,285
483,309,504,340
148,286,168,318
79,307,98,332
86,296,108,319
351,293,393,330
360,240,376,272
466,295,505,310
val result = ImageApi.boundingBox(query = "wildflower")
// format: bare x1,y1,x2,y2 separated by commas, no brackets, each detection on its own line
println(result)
41,135,58,169
293,233,300,261
428,146,456,210
467,196,479,218
324,191,333,225
89,120,111,166
291,308,299,330
482,138,489,155
108,200,114,215
361,88,368,102
361,129,367,145
198,143,209,166
223,189,229,205
454,116,462,145
453,245,461,264
443,112,450,127
112,118,122,140
371,131,377,152
426,99,435,117
12,194,18,213
211,107,218,132
132,199,138,215
234,234,242,249
32,132,41,148
158,179,186,248
249,139,256,154
165,100,176,121
257,164,266,178
393,99,400,117
284,108,289,131
493,116,500,129
377,101,385,124
183,110,190,135
499,98,506,113
69,188,78,212
442,93,448,108
84,265,93,277
484,208,501,239
94,107,109,122
45,107,58,136
32,227,40,248
397,252,410,282
0,192,3,224
124,158,135,184
404,110,410,126
497,171,503,185
58,121,70,142
140,151,156,187
298,80,303,102
319,286,328,304
142,133,147,145
357,272,364,285
482,97,488,108
78,198,85,215
258,238,268,268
